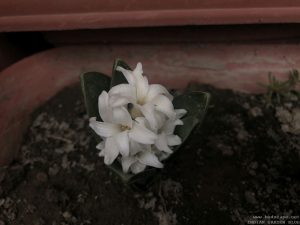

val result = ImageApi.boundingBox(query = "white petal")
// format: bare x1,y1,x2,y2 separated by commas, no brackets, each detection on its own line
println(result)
113,131,129,156
98,149,105,157
134,116,153,130
112,107,132,128
154,111,167,130
127,63,149,101
157,152,170,161
89,117,120,138
98,91,113,122
163,118,183,135
133,62,143,77
109,95,132,107
138,151,163,168
139,103,159,131
136,76,149,102
152,146,170,161
121,156,136,173
129,140,149,155
96,141,105,150
109,84,136,102
129,122,157,144
152,95,175,119
130,140,142,155
103,137,119,165
130,162,146,174
146,84,173,102
134,116,147,127
167,135,182,146
116,66,136,85
155,132,173,154
174,119,184,126
175,109,187,119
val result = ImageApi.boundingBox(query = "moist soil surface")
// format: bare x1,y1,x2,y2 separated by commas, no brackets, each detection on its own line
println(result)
0,84,299,225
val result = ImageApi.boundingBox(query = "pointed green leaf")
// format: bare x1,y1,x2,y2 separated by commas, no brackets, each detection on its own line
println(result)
80,72,111,120
173,91,211,118
80,69,134,184
110,160,158,191
128,167,159,191
172,91,210,151
110,58,131,88
173,116,199,152
80,72,111,142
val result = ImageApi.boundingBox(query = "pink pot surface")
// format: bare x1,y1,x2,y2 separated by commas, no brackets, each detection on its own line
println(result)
1,0,300,31
0,44,299,165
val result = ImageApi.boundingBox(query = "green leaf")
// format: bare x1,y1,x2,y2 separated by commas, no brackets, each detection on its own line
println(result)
173,116,199,151
110,58,131,88
128,167,160,191
80,72,111,142
80,72,111,121
80,72,130,182
172,91,210,151
110,160,159,191
173,91,211,118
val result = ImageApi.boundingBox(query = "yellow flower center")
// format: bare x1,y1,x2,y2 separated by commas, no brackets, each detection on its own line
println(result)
120,124,130,131
137,98,146,105
130,106,143,119
128,103,143,119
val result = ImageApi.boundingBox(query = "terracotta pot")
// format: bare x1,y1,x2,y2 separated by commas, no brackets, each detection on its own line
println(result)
0,44,299,166
1,0,300,31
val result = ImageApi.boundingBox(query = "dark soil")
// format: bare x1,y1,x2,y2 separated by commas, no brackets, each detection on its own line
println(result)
0,83,299,225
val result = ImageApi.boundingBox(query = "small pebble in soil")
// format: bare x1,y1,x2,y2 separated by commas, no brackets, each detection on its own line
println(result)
249,106,263,117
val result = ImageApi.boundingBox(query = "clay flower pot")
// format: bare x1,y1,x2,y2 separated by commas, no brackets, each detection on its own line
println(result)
1,0,300,31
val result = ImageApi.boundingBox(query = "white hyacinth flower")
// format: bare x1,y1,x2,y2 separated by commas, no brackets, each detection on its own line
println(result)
89,62,186,174
112,63,175,130
89,91,157,165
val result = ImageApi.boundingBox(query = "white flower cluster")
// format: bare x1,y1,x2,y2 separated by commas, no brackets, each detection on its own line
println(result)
89,62,186,174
